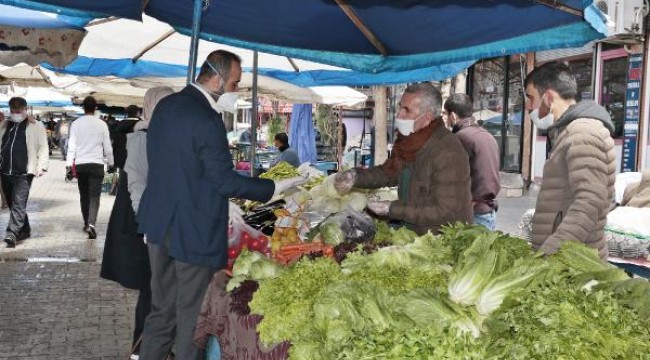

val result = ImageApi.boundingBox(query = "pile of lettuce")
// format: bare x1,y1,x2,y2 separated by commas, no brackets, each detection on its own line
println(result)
248,223,650,359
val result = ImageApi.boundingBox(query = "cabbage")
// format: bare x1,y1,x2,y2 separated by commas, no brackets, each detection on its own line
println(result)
249,259,283,279
320,198,343,214
231,249,264,277
343,192,367,212
227,249,283,292
322,174,341,198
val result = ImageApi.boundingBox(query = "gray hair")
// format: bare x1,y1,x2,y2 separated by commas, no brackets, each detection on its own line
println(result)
404,83,442,116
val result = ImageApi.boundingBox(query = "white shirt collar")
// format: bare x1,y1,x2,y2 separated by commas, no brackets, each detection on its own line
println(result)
191,83,222,114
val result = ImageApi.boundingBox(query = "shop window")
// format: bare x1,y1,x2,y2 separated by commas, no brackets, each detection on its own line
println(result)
570,58,594,101
601,56,628,138
471,57,523,173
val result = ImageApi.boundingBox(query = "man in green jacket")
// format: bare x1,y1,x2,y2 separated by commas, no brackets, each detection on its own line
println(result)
525,62,616,259
334,83,472,234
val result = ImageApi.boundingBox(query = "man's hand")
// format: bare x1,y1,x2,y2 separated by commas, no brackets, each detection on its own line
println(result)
36,169,46,177
367,200,391,216
334,170,356,195
273,176,308,197
107,166,117,174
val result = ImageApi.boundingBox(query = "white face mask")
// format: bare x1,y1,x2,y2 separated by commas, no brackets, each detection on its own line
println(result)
394,118,415,136
214,92,238,114
529,95,554,130
9,113,26,123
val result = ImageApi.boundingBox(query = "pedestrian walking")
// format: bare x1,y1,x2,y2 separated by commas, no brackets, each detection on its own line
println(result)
66,96,115,239
136,50,304,360
55,116,73,161
525,61,616,259
0,112,7,210
101,87,175,360
443,94,501,230
0,97,49,247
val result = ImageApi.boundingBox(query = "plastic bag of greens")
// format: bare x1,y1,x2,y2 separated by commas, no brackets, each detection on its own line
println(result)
320,221,346,246
330,209,377,244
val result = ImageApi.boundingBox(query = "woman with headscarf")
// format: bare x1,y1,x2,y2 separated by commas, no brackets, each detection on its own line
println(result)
100,87,175,360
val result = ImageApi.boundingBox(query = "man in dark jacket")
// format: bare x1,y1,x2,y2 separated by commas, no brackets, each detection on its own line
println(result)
444,94,500,230
137,50,305,360
334,83,472,234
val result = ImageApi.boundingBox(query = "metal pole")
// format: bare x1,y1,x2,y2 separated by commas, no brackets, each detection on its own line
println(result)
186,0,203,85
501,56,510,171
251,51,259,177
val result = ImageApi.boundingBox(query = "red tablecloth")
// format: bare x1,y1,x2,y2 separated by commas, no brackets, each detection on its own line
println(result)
194,271,290,360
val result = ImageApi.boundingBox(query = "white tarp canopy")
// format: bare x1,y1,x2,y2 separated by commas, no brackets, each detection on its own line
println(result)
0,14,367,107
1,63,367,107
55,14,366,106
79,15,342,73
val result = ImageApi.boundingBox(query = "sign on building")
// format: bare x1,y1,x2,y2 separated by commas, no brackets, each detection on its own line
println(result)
622,53,642,172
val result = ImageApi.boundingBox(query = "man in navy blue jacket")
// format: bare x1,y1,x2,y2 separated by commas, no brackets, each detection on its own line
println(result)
137,50,304,360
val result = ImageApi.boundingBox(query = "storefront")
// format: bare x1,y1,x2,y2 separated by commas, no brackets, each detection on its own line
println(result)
467,55,526,174
531,41,649,180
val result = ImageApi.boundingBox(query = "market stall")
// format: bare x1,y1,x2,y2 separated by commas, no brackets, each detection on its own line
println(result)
185,161,650,359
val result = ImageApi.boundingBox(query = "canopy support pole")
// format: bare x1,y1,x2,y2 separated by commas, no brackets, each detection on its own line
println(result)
186,0,204,85
534,1,582,17
251,51,259,177
86,17,119,27
334,0,388,56
287,57,300,72
132,29,176,63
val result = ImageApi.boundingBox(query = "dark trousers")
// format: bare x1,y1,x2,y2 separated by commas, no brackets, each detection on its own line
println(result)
1,174,33,239
75,164,104,227
134,284,152,347
140,239,216,360
59,137,68,159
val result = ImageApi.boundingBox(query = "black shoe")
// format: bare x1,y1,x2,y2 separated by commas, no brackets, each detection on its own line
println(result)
4,235,16,248
87,225,97,240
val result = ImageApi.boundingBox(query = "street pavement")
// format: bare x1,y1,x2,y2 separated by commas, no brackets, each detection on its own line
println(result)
0,151,538,359
0,152,136,360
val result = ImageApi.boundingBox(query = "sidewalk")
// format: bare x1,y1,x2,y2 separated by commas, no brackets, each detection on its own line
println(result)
0,262,136,360
0,153,134,359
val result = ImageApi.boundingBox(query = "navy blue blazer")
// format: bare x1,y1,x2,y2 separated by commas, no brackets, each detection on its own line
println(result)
137,85,275,268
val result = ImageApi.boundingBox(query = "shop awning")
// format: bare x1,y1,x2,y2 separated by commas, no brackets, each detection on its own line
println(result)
0,1,609,73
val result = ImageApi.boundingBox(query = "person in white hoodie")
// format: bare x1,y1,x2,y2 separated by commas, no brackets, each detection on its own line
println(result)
66,96,114,239
0,97,49,248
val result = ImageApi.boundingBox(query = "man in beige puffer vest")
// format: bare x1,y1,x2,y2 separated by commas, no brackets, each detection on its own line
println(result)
525,62,616,259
